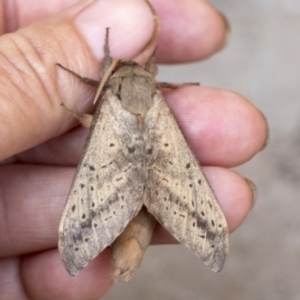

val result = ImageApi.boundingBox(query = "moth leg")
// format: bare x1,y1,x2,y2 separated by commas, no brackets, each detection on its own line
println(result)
56,63,99,87
111,206,156,283
144,51,158,76
134,0,160,64
157,82,200,89
60,103,93,128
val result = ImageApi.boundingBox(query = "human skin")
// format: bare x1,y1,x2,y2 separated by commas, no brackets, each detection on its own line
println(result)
0,0,268,299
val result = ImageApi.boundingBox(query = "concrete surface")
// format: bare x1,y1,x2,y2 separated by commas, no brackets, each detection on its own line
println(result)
103,1,300,299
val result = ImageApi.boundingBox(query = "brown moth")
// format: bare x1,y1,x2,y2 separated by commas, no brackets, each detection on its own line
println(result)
58,28,229,282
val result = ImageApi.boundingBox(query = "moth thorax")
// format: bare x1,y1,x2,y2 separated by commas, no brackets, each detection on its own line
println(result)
120,75,156,117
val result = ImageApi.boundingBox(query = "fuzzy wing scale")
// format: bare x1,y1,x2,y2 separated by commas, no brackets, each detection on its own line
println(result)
59,90,146,275
143,91,229,272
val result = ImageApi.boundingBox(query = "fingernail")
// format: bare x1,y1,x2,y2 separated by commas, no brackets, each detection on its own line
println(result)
218,10,231,50
73,0,154,60
244,178,257,209
260,110,270,151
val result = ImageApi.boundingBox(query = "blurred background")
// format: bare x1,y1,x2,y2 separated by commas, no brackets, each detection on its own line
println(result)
104,0,300,299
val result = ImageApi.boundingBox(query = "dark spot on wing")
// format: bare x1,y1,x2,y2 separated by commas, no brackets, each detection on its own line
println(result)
186,163,191,169
164,143,169,147
198,179,202,185
193,222,196,227
90,210,97,219
123,165,132,172
196,214,207,230
75,247,79,251
80,184,85,189
128,146,135,153
89,166,95,171
201,211,205,217
189,184,193,188
206,231,215,241
92,202,95,207
82,214,86,219
85,238,89,242
73,232,83,242
147,148,153,155
109,143,115,147
72,205,76,212
211,220,215,227
94,223,98,228
154,166,162,173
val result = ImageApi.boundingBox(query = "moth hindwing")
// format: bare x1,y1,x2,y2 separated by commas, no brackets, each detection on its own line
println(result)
58,29,229,280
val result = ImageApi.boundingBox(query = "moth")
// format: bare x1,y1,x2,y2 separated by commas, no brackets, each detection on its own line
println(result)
58,29,229,282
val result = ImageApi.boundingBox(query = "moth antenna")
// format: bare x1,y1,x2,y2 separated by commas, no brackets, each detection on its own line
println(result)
93,59,119,104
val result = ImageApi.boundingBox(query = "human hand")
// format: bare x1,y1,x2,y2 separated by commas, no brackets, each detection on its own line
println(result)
0,0,268,299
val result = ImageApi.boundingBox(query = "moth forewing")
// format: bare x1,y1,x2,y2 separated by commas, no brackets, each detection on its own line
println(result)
143,91,229,272
58,90,147,276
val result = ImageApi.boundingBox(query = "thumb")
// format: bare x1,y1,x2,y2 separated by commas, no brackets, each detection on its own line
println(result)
0,0,154,160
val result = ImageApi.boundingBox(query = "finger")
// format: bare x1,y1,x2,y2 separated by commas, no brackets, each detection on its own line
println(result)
17,86,268,168
0,0,154,161
2,0,228,63
0,257,28,299
2,0,81,33
21,249,112,300
165,86,268,167
152,0,229,62
0,164,253,255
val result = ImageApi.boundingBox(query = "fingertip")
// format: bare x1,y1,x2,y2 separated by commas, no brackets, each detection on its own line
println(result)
21,249,113,300
152,0,229,62
73,0,155,60
164,86,268,167
204,167,253,233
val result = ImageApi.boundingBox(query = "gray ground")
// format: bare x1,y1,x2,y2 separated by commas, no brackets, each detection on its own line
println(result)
103,1,300,299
